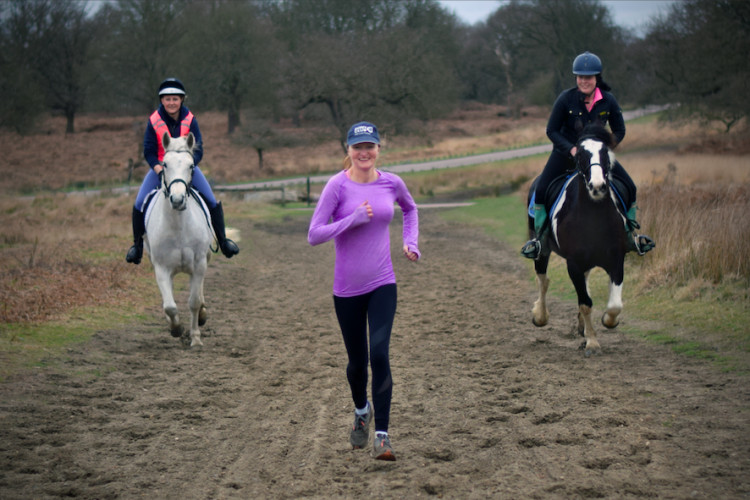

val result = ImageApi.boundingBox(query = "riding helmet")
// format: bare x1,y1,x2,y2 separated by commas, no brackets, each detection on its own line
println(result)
572,52,602,76
158,78,186,96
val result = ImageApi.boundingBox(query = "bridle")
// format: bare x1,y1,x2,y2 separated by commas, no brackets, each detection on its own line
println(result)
575,137,611,180
160,148,195,199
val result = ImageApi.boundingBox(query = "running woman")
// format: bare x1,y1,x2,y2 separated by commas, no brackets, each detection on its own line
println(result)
308,121,420,461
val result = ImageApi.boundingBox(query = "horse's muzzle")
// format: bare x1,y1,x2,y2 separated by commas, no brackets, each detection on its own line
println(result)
587,181,608,201
170,194,188,210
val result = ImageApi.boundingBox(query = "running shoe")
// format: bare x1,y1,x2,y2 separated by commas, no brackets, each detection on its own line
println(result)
373,433,396,461
350,403,372,449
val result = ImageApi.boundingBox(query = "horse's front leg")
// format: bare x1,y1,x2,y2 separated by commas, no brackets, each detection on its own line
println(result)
567,264,600,356
602,261,624,329
154,265,182,337
197,277,207,327
532,254,550,327
187,267,207,347
602,280,623,329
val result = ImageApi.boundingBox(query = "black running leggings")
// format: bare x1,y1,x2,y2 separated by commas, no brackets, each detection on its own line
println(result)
333,284,397,433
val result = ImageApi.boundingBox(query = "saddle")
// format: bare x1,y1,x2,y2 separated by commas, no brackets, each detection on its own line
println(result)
529,173,633,219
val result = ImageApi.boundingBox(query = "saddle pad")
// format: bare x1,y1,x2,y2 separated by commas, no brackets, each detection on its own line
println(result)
143,188,212,234
528,173,576,217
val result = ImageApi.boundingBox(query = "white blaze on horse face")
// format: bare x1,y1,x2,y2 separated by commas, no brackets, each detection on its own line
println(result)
580,138,608,201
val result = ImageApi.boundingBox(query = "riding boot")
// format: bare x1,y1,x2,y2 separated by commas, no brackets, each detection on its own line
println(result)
625,203,655,255
209,201,240,258
126,206,146,264
521,204,548,260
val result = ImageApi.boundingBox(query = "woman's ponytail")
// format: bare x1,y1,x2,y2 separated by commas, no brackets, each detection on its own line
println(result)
596,74,612,92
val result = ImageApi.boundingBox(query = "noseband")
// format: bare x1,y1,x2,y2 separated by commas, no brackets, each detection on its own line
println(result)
579,161,602,176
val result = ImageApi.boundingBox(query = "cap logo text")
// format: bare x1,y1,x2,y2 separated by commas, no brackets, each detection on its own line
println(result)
354,125,374,135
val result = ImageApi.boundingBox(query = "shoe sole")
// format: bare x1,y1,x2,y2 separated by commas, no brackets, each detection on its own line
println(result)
374,450,396,461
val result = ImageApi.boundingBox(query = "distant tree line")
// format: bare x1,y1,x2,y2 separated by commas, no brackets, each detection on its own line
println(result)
1,0,748,141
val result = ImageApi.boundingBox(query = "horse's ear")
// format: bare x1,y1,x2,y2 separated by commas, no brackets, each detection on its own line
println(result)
162,132,171,149
186,132,195,150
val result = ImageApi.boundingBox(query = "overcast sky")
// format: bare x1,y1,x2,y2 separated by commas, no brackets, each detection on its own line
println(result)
438,0,675,36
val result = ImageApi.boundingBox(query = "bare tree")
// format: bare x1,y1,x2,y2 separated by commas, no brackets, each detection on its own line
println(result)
38,1,94,134
90,0,188,114
640,0,750,131
277,0,461,150
0,0,93,134
0,0,46,133
183,1,278,135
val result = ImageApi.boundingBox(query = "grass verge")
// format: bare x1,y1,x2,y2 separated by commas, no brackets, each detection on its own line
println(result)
0,299,157,382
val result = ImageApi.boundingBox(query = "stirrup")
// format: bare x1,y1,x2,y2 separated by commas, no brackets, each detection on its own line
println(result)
521,239,541,260
634,234,655,256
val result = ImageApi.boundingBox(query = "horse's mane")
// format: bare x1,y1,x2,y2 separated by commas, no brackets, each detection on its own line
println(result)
577,124,615,149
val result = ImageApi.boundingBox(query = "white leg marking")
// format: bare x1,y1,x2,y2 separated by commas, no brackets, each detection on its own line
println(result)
603,281,623,328
532,274,550,327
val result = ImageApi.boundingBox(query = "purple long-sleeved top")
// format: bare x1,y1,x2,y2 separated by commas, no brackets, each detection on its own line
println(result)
308,170,420,297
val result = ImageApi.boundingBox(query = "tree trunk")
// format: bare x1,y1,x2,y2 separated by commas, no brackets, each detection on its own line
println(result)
227,105,240,135
256,148,264,171
65,109,75,134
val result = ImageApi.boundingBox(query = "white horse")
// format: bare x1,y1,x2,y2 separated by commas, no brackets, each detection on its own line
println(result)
144,132,213,347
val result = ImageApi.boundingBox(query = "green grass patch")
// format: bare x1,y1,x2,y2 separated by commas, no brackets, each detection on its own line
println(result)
0,305,152,382
436,195,529,248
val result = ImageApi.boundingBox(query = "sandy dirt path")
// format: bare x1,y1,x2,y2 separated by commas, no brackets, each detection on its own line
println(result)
1,209,748,499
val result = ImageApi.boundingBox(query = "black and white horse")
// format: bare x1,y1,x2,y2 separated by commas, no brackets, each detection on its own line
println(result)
527,125,630,356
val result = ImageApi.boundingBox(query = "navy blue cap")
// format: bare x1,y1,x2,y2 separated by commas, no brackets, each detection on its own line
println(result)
346,122,380,146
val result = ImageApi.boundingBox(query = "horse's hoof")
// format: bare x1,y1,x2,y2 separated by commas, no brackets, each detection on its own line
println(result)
601,315,619,329
583,341,601,357
532,318,547,327
199,306,208,326
584,346,602,358
170,325,184,338
190,338,204,348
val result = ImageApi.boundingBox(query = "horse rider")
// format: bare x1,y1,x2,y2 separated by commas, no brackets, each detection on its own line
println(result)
126,78,239,264
520,51,655,260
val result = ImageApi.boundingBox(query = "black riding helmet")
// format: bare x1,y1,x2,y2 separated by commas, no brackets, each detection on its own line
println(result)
158,78,186,97
572,52,602,76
